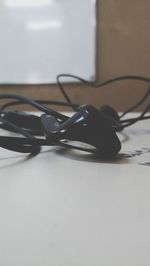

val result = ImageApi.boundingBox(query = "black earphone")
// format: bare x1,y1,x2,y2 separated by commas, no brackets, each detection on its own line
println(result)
0,74,149,158
41,104,121,158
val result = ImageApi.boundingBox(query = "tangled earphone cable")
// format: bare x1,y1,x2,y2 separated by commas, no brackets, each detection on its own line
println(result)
56,74,150,107
0,74,149,157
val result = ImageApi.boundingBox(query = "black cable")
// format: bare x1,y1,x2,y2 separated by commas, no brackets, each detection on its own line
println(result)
0,117,41,153
0,117,34,139
59,141,99,155
0,135,101,155
121,103,150,128
1,99,79,112
0,123,43,136
56,74,150,110
56,75,76,110
57,74,150,87
120,85,150,118
56,74,150,129
1,74,149,116
120,115,150,124
0,74,149,155
0,136,53,146
0,94,68,121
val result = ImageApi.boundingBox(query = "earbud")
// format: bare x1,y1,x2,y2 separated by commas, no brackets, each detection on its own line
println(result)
99,104,120,122
41,104,121,158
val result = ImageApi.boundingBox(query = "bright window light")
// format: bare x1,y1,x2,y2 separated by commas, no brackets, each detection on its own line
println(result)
5,0,52,7
28,20,63,30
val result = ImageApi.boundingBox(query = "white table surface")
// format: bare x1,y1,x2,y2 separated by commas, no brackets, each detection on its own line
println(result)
0,113,149,266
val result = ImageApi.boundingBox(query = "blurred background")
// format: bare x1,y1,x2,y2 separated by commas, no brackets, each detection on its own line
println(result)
0,0,150,112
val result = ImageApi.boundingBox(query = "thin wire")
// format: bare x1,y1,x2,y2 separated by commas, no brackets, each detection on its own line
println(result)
59,141,99,155
56,74,150,127
121,115,150,123
1,99,79,111
0,136,53,146
57,74,150,88
120,85,150,118
0,94,68,121
0,117,41,153
0,117,34,139
0,135,101,156
121,103,150,128
56,74,150,110
0,74,150,154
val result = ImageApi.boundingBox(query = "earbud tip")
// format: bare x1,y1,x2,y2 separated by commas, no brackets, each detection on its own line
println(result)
41,114,60,134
